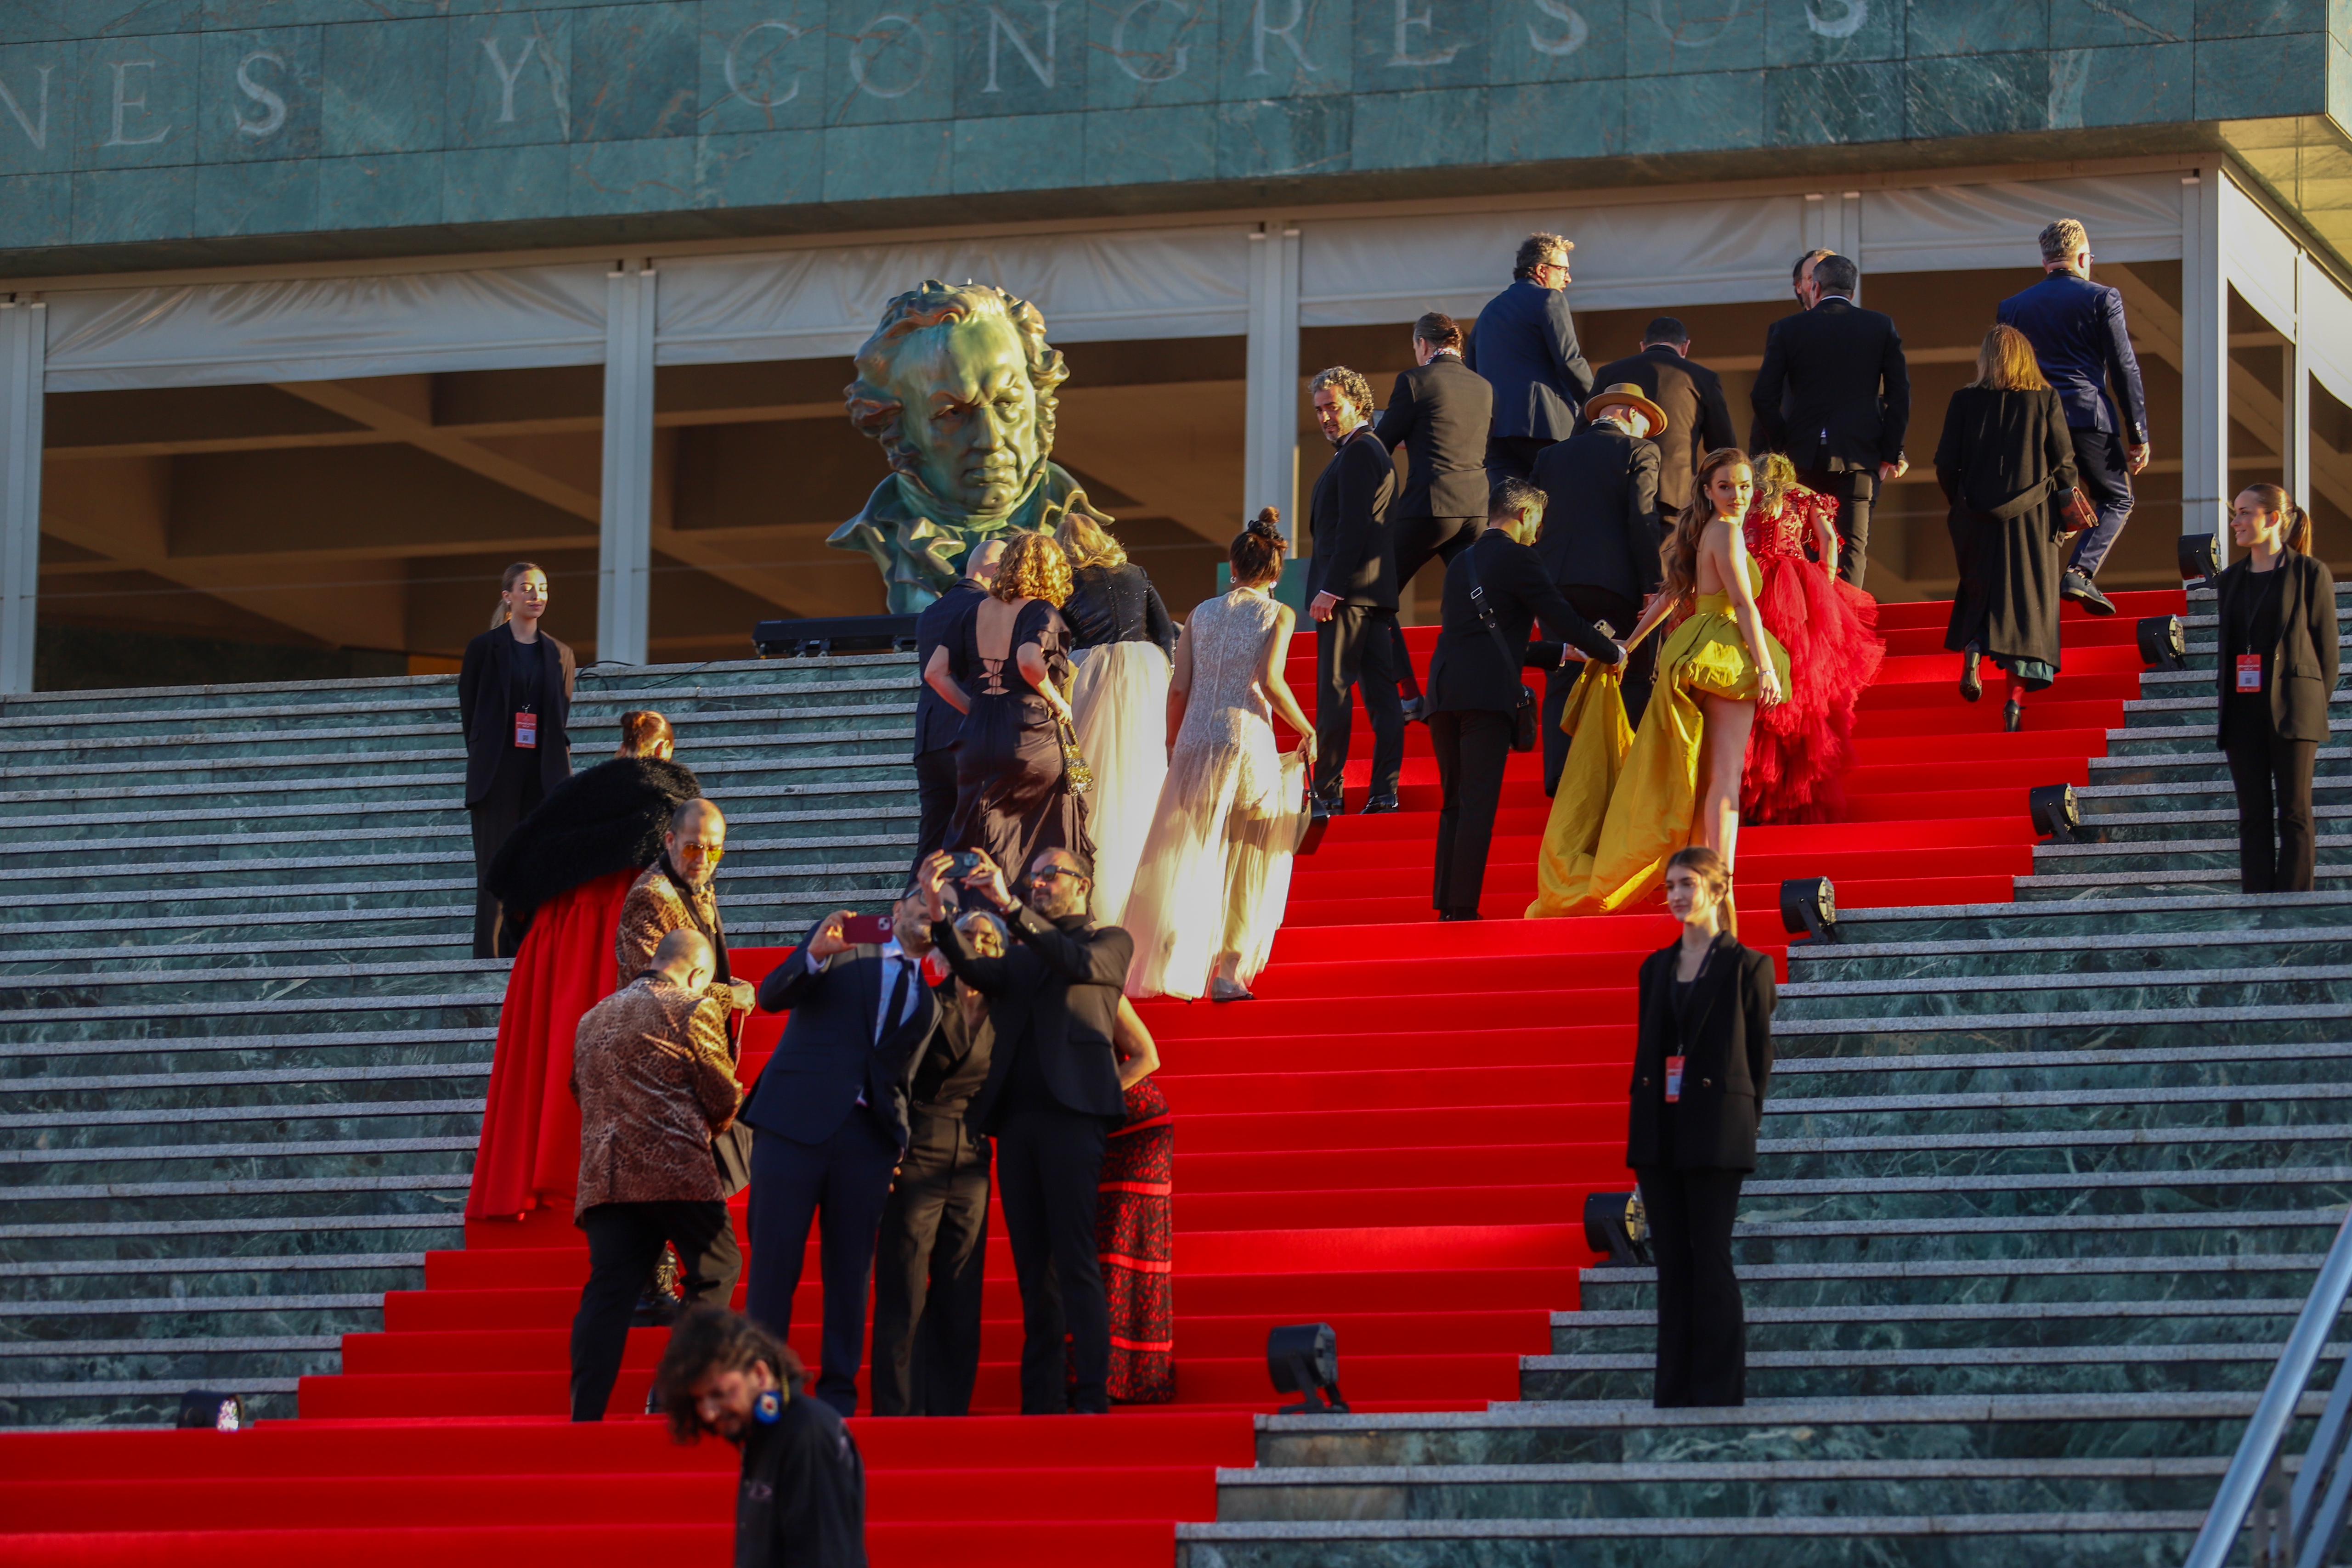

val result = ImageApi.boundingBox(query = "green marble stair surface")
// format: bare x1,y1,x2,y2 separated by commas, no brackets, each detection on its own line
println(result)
0,654,927,1427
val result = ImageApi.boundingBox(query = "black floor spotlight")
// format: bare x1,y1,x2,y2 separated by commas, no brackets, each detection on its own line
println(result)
2030,782,2085,844
1584,1190,1652,1267
1779,876,1838,944
1266,1323,1349,1415
2179,531,2221,587
2137,614,2187,671
176,1390,247,1431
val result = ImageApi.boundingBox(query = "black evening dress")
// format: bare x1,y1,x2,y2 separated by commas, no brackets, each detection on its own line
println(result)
945,597,1091,878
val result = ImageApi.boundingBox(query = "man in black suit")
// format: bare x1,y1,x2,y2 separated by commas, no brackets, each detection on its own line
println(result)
923,845,1131,1415
1529,383,1667,776
1465,232,1593,481
1749,253,1910,589
1593,317,1737,537
869,911,995,1417
910,537,1004,873
1374,311,1494,720
1424,479,1625,920
744,889,943,1417
1306,365,1405,816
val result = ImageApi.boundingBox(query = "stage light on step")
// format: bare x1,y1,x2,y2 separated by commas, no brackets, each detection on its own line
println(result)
752,614,919,658
1266,1324,1348,1415
2179,532,2221,586
1585,1190,1652,1267
2030,783,2085,843
2137,615,2187,671
175,1391,245,1431
1779,877,1838,944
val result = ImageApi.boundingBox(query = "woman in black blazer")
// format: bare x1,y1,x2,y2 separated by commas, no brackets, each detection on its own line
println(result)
1421,478,1623,920
458,562,576,957
2216,485,2337,893
1627,845,1774,1407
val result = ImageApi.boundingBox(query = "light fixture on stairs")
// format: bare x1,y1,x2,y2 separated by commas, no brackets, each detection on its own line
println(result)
1266,1323,1349,1415
2029,783,2085,843
2137,615,2187,670
1584,1190,1652,1266
752,614,920,657
1779,877,1838,944
2179,532,2221,585
175,1391,246,1432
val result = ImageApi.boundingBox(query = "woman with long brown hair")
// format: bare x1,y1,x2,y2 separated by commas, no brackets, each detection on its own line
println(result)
2216,484,2336,892
1528,448,1788,918
1939,323,2080,732
926,530,1092,879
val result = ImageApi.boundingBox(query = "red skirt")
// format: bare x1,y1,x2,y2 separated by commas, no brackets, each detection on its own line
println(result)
1740,553,1884,824
464,868,639,1221
1101,1077,1175,1403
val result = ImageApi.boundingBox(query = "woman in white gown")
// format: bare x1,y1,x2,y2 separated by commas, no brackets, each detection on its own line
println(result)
1123,512,1317,1002
1057,513,1176,925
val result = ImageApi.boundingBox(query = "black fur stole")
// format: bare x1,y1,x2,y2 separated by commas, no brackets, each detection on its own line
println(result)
487,756,702,923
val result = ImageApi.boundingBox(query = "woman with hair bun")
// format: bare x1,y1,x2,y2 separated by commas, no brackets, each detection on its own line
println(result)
2217,484,2336,893
927,530,1091,880
1123,511,1315,1000
1057,513,1176,924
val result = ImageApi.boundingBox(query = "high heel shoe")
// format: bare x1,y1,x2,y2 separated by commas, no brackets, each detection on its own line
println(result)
1209,976,1255,1002
1959,650,1982,703
2003,698,2024,733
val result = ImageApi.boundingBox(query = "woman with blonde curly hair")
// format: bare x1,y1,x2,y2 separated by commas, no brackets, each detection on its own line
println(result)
925,530,1093,879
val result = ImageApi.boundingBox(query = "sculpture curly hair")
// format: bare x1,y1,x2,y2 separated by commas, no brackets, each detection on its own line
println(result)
843,281,1069,478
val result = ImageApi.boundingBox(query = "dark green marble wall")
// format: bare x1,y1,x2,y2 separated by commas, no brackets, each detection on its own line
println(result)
0,1,2342,266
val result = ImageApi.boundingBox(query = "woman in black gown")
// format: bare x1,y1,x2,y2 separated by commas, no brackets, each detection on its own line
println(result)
924,531,1091,878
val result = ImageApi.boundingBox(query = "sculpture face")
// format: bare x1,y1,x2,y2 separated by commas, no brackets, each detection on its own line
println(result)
888,312,1042,517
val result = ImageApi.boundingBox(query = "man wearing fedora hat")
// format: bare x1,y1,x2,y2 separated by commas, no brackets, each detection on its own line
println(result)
1528,383,1667,789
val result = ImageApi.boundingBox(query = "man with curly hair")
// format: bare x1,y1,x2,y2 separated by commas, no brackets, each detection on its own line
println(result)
832,280,1114,612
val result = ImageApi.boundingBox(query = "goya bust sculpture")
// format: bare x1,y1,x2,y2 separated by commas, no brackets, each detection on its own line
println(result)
831,279,1114,612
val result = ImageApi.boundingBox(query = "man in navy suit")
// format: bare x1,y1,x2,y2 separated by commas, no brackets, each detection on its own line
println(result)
744,890,943,1417
1465,232,1593,481
910,537,1003,874
1997,219,2151,616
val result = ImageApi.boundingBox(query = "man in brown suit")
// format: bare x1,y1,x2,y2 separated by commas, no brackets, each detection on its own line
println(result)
617,798,757,1015
569,927,745,1421
1592,316,1737,537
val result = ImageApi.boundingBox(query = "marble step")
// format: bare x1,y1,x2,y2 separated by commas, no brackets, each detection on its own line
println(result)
0,1336,341,1392
0,1292,384,1343
0,823,915,875
0,1250,427,1306
2039,807,2352,846
2075,778,2352,818
0,991,501,1049
0,1061,490,1117
0,1210,462,1266
0,1380,300,1427
2089,745,2352,788
1549,1299,2306,1356
1760,1084,2352,1145
1574,1252,2325,1312
2016,869,2352,900
0,931,469,975
0,959,501,1006
0,1134,474,1188
1816,889,2352,947
1785,927,2352,984
0,748,911,797
1776,962,2352,1020
1774,1041,2352,1099
1209,1454,2232,1525
2028,835,2352,876
2122,690,2352,728
0,1026,493,1078
0,1172,467,1230
1739,1165,2352,1224
0,1098,486,1155
1747,1119,2352,1181
1719,1202,2342,1263
7,721,914,775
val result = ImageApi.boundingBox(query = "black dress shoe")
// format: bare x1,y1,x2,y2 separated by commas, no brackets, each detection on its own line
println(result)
2060,569,2116,616
1958,650,1982,703
1361,793,1401,815
1310,793,1345,818
1439,909,1482,922
2003,699,2025,733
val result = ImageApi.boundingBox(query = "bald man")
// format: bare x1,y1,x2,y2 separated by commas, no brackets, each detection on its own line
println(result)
568,926,744,1420
911,537,1006,873
617,799,757,1016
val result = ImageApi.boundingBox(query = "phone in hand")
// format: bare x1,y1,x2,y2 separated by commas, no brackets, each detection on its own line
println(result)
841,914,893,945
948,851,985,880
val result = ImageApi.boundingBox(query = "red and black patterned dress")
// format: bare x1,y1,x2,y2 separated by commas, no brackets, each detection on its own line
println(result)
1740,485,1886,823
1101,1077,1175,1402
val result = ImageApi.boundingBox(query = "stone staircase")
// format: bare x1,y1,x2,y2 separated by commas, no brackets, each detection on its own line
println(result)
0,652,923,1428
1176,580,2352,1566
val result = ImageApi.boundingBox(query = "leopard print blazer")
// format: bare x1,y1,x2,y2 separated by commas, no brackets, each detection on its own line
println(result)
571,973,741,1216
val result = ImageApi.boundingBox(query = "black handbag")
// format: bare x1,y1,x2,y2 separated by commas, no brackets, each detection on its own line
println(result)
1464,555,1539,753
713,1120,754,1197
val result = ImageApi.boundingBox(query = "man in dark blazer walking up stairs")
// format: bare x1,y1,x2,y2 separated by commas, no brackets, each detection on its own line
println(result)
1306,364,1405,817
1594,316,1737,539
1374,310,1494,721
1466,231,1593,482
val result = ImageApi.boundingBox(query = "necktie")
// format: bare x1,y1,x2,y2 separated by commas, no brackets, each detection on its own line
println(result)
879,959,913,1043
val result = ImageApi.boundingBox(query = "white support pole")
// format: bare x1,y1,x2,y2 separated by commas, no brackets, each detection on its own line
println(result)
598,259,656,668
2287,254,2312,506
2180,168,2230,553
0,299,43,696
1244,223,1302,544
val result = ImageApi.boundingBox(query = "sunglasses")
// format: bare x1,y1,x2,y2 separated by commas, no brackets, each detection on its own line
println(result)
1030,866,1086,883
676,842,725,862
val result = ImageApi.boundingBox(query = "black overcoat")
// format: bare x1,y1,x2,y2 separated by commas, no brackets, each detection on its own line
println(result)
1937,385,2079,672
485,755,701,925
1626,934,1776,1173
457,624,576,806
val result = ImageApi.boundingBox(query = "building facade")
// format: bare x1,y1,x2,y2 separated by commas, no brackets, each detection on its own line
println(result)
0,0,2345,685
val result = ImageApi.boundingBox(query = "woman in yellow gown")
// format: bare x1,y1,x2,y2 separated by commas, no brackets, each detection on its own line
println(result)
1528,448,1789,918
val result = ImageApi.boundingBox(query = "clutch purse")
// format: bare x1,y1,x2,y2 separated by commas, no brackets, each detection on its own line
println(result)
1056,713,1096,795
2057,487,2097,536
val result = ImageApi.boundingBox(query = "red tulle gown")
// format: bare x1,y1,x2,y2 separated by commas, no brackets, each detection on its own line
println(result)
1739,487,1885,824
464,868,639,1220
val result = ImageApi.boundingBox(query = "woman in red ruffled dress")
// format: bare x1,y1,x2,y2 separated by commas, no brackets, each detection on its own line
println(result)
465,711,703,1221
1738,454,1885,823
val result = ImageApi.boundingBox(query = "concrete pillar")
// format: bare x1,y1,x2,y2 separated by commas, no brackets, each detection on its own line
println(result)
0,299,43,695
598,259,656,667
1244,222,1302,544
2179,168,2230,553
2286,254,2312,507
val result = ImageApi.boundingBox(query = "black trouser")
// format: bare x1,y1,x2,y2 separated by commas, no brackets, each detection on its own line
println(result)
871,1107,992,1417
994,1105,1110,1414
1544,586,1653,795
1314,604,1405,803
570,1199,741,1421
2223,698,2318,893
1429,708,1513,916
1485,435,1555,482
1388,516,1482,703
744,1116,900,1418
1796,468,1874,591
2065,426,2136,579
1635,1165,1747,1408
467,751,544,959
911,746,959,876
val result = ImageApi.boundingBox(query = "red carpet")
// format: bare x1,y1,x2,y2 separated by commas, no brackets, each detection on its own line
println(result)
0,590,2182,1566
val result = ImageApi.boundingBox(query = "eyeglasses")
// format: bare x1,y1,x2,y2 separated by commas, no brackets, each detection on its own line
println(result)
677,842,725,862
1031,866,1086,883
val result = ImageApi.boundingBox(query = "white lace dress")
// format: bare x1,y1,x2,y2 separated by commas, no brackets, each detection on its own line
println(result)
1122,587,1309,999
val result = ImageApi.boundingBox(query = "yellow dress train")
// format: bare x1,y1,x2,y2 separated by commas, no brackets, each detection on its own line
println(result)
1526,562,1792,919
